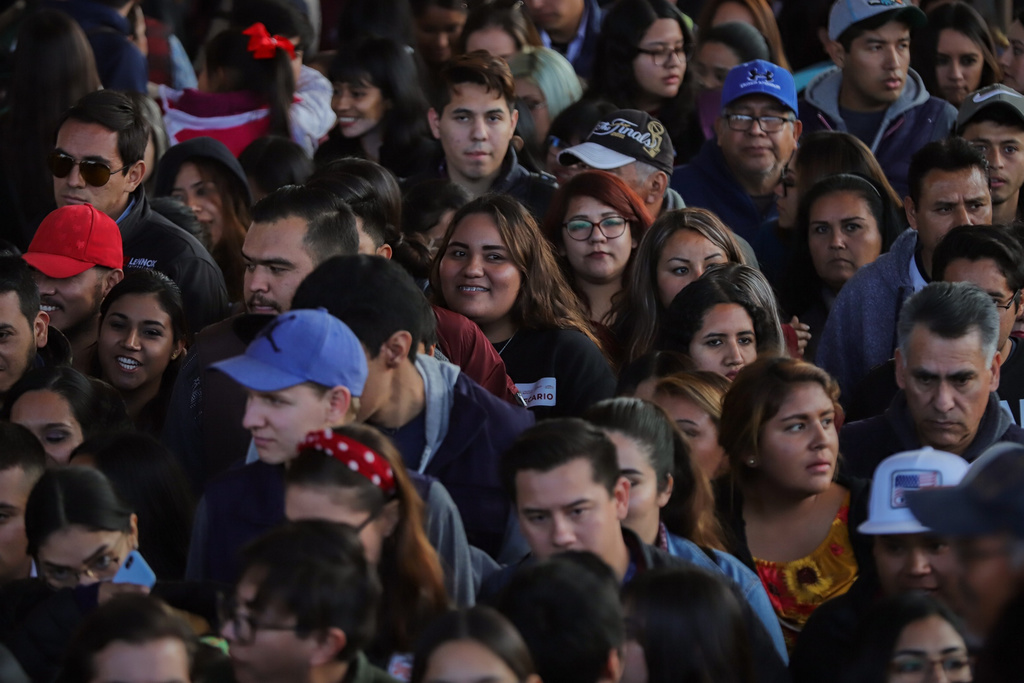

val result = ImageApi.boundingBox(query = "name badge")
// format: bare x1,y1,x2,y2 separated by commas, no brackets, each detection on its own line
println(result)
516,378,557,407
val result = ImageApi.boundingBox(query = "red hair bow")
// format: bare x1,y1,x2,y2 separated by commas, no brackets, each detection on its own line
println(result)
242,22,297,61
300,428,397,496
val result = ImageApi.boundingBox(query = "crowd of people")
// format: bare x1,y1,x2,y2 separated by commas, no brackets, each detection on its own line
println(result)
0,0,1024,680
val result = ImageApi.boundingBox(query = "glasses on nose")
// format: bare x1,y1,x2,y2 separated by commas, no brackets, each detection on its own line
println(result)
47,151,130,187
723,113,795,133
888,654,973,681
218,593,300,646
563,216,628,241
993,290,1020,310
636,44,687,67
41,535,130,588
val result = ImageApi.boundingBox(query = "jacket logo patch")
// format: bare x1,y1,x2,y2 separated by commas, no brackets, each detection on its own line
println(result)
127,257,158,269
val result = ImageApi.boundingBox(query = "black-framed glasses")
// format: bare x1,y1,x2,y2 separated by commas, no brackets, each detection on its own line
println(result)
779,154,796,198
217,593,300,646
563,215,629,241
723,114,795,133
888,653,973,681
47,151,130,187
636,44,687,67
993,290,1020,310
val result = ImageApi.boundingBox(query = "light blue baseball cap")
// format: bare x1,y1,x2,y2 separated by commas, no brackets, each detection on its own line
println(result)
828,0,926,42
211,308,368,396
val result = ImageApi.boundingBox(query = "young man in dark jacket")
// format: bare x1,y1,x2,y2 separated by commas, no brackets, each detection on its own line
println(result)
799,0,955,197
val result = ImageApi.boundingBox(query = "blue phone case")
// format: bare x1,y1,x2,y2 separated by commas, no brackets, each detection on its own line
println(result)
112,550,157,588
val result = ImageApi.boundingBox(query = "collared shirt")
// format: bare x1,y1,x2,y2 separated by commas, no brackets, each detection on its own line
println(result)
114,197,136,225
540,1,589,67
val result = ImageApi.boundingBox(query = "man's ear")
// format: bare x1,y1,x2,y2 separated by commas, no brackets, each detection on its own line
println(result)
510,106,519,132
102,269,125,297
646,170,668,206
990,349,1002,393
613,476,630,522
895,347,907,390
33,310,49,349
376,243,393,260
602,647,624,683
714,116,727,146
125,160,146,193
309,626,347,667
428,108,442,140
825,37,845,68
325,385,353,425
904,196,918,231
792,117,803,142
380,330,413,367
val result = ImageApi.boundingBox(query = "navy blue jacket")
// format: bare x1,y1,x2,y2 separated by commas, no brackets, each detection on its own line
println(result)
669,139,778,244
47,0,148,93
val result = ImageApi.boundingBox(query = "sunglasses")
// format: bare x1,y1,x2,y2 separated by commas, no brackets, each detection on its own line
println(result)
47,151,129,187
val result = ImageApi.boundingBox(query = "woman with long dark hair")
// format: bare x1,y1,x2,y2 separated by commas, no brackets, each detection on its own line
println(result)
94,270,189,435
588,0,701,162
432,193,616,417
315,37,438,178
912,2,1001,108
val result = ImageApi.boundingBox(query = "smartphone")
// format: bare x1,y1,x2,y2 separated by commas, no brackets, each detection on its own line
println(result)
112,550,157,589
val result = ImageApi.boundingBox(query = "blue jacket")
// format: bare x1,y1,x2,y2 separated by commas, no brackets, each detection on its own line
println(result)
665,533,788,662
816,228,919,397
840,391,1024,478
799,67,956,198
47,0,147,93
669,138,778,244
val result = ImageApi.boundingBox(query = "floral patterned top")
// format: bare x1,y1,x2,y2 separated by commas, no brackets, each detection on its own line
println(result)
754,493,858,652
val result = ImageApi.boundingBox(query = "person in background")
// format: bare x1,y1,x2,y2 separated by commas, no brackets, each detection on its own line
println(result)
0,424,45,586
791,447,969,683
650,371,730,478
799,0,955,197
153,137,253,303
521,0,602,80
51,90,229,334
222,521,400,683
411,0,469,72
416,51,556,220
509,47,582,162
411,606,540,683
50,0,147,92
839,593,972,683
543,99,616,186
912,2,1001,109
22,205,124,374
587,0,700,162
955,84,1024,226
696,0,791,72
691,22,771,140
237,136,313,202
718,356,870,652
458,1,543,62
3,367,130,465
1000,11,1024,95
671,59,801,244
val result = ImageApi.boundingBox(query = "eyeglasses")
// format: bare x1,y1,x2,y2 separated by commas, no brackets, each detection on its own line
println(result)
723,114,795,133
888,654,973,681
563,215,629,241
40,534,130,588
636,44,687,67
779,156,796,198
992,290,1020,310
218,593,300,646
47,151,130,187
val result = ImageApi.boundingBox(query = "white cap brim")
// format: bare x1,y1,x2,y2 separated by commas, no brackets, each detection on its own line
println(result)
557,142,635,170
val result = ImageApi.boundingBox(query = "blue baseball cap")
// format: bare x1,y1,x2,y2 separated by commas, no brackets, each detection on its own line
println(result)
211,308,368,395
828,0,925,42
720,60,798,114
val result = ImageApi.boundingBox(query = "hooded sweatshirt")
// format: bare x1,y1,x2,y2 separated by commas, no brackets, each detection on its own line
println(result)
799,67,956,197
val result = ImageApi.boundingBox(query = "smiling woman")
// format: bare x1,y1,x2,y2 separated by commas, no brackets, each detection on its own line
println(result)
94,270,188,435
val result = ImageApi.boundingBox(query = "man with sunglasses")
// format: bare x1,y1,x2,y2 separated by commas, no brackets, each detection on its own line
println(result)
669,59,801,244
51,90,229,335
223,520,398,683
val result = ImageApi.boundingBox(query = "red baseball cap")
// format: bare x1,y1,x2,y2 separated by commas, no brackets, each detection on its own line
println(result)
24,205,123,278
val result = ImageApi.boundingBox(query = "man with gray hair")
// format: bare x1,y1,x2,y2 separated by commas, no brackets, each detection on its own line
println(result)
839,281,1024,478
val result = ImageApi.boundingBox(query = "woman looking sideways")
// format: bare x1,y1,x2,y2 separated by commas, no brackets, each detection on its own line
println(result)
542,171,653,331
432,193,615,417
912,2,1001,108
651,371,730,478
718,357,870,652
616,207,748,362
94,270,188,435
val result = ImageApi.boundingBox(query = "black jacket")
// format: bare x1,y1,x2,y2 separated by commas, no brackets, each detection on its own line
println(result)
117,189,229,335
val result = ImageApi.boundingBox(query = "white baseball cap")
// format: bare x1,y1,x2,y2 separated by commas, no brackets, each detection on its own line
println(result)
858,448,970,535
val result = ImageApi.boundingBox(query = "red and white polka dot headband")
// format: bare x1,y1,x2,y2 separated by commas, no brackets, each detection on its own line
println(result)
300,428,396,496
